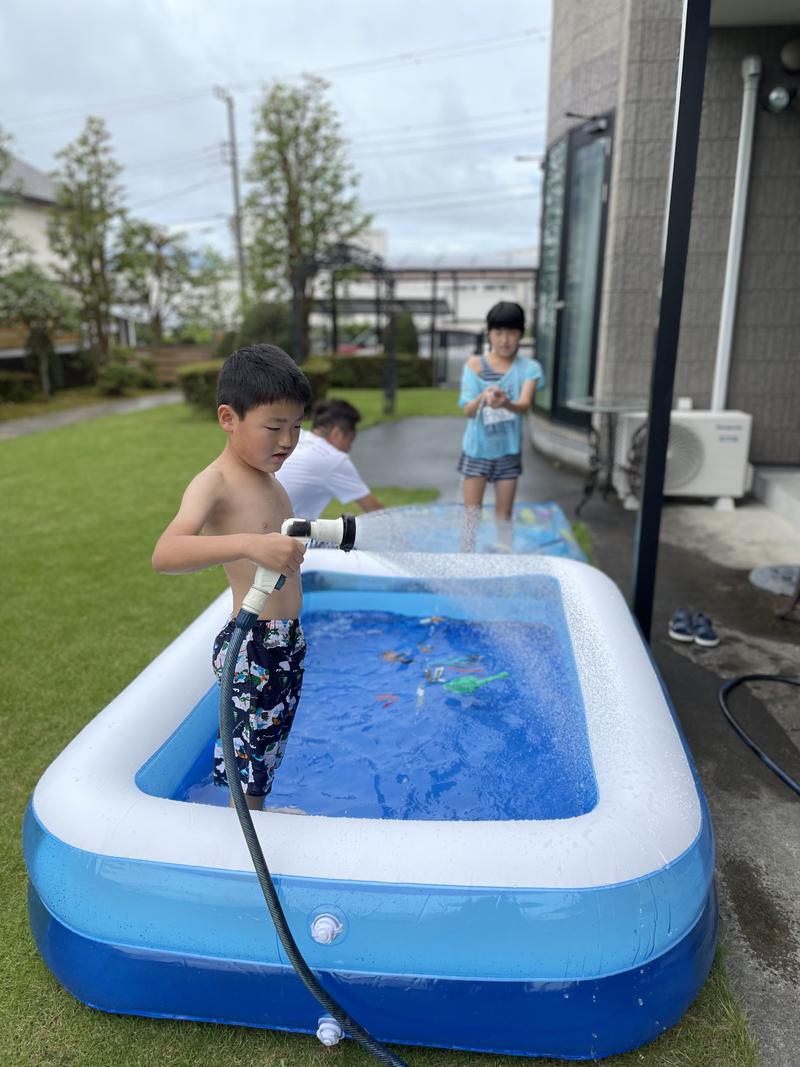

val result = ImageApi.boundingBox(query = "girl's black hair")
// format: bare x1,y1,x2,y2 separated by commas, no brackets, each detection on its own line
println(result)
486,301,525,332
217,344,311,415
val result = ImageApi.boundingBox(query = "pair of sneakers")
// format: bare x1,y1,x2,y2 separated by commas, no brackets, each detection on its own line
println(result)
668,609,720,648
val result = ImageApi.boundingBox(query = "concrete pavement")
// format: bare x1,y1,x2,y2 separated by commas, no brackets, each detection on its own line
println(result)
0,390,182,441
352,415,800,1067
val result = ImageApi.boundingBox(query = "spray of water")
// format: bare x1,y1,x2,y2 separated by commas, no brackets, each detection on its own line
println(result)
348,502,579,558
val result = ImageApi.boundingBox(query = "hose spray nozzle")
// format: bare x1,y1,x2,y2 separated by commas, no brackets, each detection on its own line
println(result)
283,514,356,551
241,514,356,618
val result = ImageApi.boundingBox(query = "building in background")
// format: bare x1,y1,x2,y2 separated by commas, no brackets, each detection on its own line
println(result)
310,230,537,386
531,1,800,512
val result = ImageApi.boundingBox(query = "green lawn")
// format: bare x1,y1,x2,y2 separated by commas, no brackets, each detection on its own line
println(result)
327,385,461,426
0,383,460,425
0,384,163,421
0,402,755,1066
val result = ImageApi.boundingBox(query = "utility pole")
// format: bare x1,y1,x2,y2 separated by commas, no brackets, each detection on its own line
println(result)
213,86,247,312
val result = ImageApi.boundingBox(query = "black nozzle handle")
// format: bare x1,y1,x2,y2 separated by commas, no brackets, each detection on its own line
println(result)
341,513,357,552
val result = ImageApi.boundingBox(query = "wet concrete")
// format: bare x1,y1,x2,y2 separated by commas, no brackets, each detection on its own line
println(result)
0,391,182,440
352,415,800,1066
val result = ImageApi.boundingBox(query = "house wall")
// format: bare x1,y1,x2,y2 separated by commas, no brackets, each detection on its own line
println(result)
547,1,800,464
678,26,800,463
546,0,626,145
8,200,58,272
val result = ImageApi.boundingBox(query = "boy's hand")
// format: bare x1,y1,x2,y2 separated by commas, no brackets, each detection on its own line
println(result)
247,533,307,575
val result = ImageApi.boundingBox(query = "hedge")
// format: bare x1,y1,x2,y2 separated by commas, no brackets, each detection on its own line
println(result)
0,369,37,403
177,360,224,414
178,357,332,417
323,353,431,389
302,357,332,406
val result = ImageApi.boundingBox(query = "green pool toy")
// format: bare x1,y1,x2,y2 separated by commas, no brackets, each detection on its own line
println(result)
443,671,510,695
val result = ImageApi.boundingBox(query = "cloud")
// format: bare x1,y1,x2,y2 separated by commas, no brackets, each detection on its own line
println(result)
2,0,550,262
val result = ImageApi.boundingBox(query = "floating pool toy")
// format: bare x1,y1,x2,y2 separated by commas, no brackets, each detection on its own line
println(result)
443,671,509,695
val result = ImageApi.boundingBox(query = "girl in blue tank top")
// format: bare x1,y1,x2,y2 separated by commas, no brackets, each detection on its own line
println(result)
457,301,543,549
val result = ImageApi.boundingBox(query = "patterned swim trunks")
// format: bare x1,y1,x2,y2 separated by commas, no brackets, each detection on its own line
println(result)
212,618,306,797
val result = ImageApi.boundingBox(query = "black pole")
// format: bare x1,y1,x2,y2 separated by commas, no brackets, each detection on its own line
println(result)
291,268,303,364
631,0,711,641
374,276,381,346
383,276,397,415
429,270,438,382
330,273,338,354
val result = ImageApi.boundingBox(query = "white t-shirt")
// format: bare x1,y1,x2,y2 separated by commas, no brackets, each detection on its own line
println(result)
276,429,370,519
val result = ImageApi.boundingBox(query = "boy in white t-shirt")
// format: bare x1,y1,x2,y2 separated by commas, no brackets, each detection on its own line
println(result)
276,398,384,519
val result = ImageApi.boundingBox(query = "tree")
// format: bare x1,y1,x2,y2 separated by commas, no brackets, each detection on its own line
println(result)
116,223,233,345
0,127,30,273
48,116,124,365
235,300,293,354
174,246,232,340
0,264,77,396
244,75,371,361
116,220,193,345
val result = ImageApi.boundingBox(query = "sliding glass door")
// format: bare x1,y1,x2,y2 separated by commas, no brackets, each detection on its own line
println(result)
534,116,613,424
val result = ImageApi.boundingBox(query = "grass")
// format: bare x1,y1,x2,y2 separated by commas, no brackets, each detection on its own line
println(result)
0,383,460,425
327,386,461,427
1,401,756,1066
0,384,164,421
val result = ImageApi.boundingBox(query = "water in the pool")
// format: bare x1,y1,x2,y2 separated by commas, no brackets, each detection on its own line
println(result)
183,606,597,820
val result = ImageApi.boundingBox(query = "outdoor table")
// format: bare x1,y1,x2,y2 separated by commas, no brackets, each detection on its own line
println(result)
565,396,648,516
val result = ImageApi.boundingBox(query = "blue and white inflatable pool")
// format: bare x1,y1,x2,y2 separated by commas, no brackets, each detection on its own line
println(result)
24,551,716,1060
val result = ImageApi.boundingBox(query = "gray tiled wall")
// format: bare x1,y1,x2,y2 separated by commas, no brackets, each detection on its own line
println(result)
547,2,800,464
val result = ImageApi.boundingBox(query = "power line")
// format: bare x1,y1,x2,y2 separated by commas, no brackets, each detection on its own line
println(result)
294,27,548,78
128,173,229,212
349,106,546,143
364,181,535,208
6,26,548,129
371,192,538,215
123,144,221,174
350,119,545,151
351,131,544,158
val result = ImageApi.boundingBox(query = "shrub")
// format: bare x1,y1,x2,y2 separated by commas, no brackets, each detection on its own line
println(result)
0,370,37,403
96,360,139,396
178,360,223,415
134,355,160,389
61,349,97,388
214,329,239,360
325,353,431,389
236,301,293,353
301,357,332,406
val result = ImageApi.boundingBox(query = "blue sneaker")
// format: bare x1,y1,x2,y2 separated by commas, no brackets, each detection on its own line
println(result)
691,612,719,648
668,609,694,642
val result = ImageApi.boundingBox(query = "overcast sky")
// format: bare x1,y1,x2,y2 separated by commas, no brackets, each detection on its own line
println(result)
2,0,551,265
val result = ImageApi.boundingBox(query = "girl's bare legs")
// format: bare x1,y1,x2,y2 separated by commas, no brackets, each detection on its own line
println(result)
461,476,487,551
494,477,518,550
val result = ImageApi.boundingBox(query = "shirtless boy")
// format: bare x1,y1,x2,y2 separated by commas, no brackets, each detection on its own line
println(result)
152,344,311,810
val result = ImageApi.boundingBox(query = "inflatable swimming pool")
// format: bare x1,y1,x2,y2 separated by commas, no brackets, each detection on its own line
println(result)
24,551,716,1060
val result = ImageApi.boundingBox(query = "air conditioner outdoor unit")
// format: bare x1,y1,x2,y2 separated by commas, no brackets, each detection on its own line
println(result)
613,410,753,502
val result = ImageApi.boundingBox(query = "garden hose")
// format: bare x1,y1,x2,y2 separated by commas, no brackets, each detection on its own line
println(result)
219,515,410,1067
718,673,800,798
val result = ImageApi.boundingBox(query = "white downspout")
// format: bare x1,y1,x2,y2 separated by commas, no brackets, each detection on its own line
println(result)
710,55,761,412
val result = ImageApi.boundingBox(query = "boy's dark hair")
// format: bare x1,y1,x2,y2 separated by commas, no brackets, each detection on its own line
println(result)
217,344,311,416
486,301,525,333
311,398,362,436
